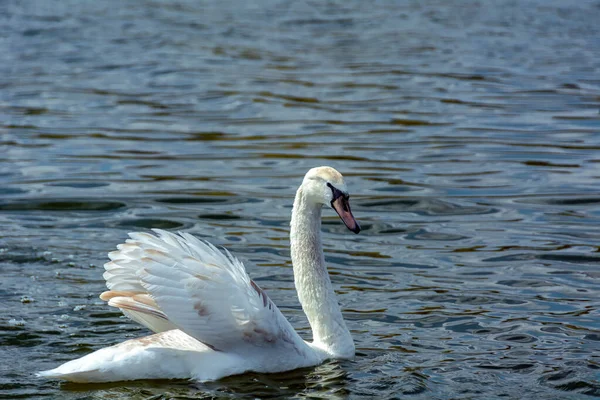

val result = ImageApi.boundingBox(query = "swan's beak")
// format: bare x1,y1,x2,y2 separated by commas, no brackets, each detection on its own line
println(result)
332,196,361,234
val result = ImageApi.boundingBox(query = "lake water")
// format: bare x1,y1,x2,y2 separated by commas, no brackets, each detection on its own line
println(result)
1,1,600,398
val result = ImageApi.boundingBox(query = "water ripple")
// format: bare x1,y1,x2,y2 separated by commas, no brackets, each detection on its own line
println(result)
1,0,599,398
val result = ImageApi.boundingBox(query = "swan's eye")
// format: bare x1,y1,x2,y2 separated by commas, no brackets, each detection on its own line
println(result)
326,182,344,201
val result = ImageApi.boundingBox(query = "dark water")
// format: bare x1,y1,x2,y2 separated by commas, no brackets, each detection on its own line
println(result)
1,0,600,398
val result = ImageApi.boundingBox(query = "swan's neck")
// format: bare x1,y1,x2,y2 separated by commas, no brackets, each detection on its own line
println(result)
290,186,354,358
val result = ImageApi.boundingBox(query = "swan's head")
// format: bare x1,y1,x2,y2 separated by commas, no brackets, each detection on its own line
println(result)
302,166,361,234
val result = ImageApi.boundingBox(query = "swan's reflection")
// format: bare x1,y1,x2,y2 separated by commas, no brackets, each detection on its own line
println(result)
196,359,350,399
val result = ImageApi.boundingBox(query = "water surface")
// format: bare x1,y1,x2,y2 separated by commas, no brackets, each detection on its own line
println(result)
1,1,600,398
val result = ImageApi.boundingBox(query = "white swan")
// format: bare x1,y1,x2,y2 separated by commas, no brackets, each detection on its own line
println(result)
38,166,361,382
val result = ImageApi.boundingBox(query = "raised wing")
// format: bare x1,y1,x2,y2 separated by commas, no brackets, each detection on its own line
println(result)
102,229,309,356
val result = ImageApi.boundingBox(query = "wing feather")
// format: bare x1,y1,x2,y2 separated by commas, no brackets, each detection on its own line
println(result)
102,229,309,357
98,291,178,333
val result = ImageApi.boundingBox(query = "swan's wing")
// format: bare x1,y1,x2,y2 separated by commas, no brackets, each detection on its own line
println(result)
102,245,179,333
103,229,308,356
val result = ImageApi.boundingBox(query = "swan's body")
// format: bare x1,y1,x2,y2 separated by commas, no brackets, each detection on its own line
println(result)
38,166,360,382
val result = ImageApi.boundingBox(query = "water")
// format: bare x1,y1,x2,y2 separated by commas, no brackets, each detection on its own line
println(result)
1,0,600,398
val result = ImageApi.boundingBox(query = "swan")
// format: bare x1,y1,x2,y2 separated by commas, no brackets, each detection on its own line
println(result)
38,166,361,382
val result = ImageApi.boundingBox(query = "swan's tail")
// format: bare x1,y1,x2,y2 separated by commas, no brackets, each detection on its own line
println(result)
37,330,243,382
37,366,103,383
36,342,140,383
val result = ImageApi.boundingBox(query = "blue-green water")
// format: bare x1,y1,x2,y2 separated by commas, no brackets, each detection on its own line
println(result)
1,1,599,398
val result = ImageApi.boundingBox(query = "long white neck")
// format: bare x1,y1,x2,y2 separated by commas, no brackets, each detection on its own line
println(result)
290,185,354,358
